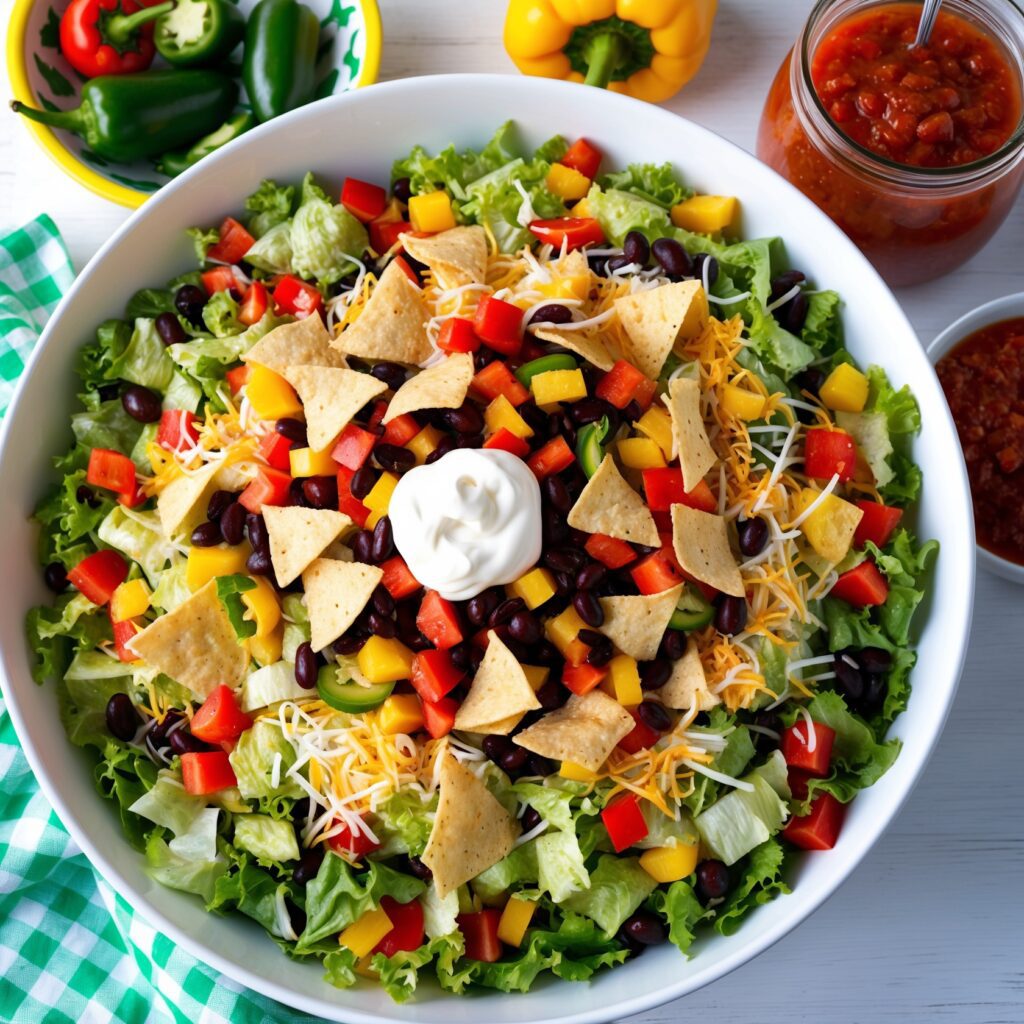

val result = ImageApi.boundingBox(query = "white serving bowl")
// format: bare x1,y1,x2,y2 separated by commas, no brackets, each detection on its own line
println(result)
0,75,975,1024
927,292,1024,585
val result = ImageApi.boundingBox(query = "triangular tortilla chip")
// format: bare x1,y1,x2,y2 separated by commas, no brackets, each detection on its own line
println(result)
666,377,716,492
282,366,387,451
533,327,615,371
383,352,473,424
671,504,744,597
331,259,432,365
660,637,721,711
453,631,541,734
301,558,383,652
513,691,633,772
157,463,221,539
243,315,347,372
567,454,659,547
128,580,247,701
421,753,519,898
615,280,708,380
264,506,351,587
598,584,683,661
399,226,487,290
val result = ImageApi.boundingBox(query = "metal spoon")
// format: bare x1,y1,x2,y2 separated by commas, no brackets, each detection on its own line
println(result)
913,0,943,47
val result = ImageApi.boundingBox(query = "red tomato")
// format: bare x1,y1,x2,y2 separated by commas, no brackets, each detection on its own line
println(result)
830,559,889,607
341,177,389,223
391,255,420,287
529,217,605,251
559,138,603,180
854,500,903,549
783,792,845,850
156,410,201,453
207,218,255,265
781,721,836,777
68,550,128,606
416,591,464,650
181,751,237,795
238,467,292,513
226,364,251,395
201,266,240,296
601,793,649,852
372,896,425,957
473,296,524,356
804,428,857,482
410,649,464,704
273,275,323,318
328,818,380,858
458,910,502,962
585,533,637,570
86,448,136,496
378,556,422,600
238,281,269,326
437,317,481,354
110,616,139,663
483,427,530,457
191,685,253,745
526,436,575,479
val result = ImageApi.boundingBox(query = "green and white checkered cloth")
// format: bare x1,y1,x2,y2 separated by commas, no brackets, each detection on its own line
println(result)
0,217,321,1024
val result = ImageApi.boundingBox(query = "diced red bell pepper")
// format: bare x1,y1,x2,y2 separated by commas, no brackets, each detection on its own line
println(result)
527,436,575,479
529,217,605,251
336,466,370,527
273,275,323,319
788,768,812,801
416,591,463,650
601,792,649,852
238,467,292,513
421,695,459,739
190,685,253,745
585,533,637,570
473,296,524,356
410,649,464,704
562,662,607,696
156,410,201,453
483,427,530,457
458,909,502,963
380,413,421,448
86,448,136,496
854,500,904,549
631,546,685,596
181,751,237,795
201,265,240,297
117,483,146,509
259,430,293,471
392,255,420,287
111,616,139,663
437,317,481,354
68,550,128,606
595,360,649,410
331,423,378,471
207,217,255,265
641,467,716,513
781,721,836,778
226,364,250,395
328,818,380,858
238,281,269,326
804,427,856,482
341,177,389,223
783,792,845,851
830,559,889,607
616,708,661,754
366,399,389,432
369,217,411,256
379,555,422,600
632,375,658,412
371,896,425,957
472,361,531,407
559,138,602,180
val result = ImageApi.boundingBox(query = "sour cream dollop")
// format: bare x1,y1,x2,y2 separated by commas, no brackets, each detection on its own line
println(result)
389,448,543,601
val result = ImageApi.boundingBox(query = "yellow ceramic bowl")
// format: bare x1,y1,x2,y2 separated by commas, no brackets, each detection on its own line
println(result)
7,0,382,208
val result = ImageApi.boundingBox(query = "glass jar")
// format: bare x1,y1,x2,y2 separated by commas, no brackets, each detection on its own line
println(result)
757,0,1024,286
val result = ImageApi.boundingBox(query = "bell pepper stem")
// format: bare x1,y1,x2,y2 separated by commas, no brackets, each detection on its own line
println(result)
106,0,175,46
10,99,86,136
582,31,628,89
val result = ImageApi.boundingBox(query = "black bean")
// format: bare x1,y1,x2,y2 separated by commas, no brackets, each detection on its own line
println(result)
105,693,139,742
169,728,213,755
425,434,457,464
206,489,234,522
372,584,396,617
833,652,865,702
371,516,394,562
714,595,747,635
174,284,206,326
573,590,604,628
640,658,672,691
544,546,587,574
333,632,367,656
44,561,68,593
508,611,541,645
76,484,100,508
622,399,642,422
482,734,512,763
696,860,730,903
392,176,412,203
302,475,338,509
553,571,574,596
652,237,693,277
622,912,666,946
246,513,268,551
588,253,610,277
637,698,672,732
623,230,650,266
349,529,373,564
769,270,806,303
275,417,307,446
605,254,634,274
350,463,376,501
293,848,325,886
375,443,415,474
795,368,826,396
121,384,162,423
406,855,433,883
155,311,187,347
97,383,121,402
533,640,559,666
369,361,406,391
367,611,397,639
446,403,484,435
528,303,573,326
782,291,809,333
575,629,602,648
499,745,528,774
466,589,501,627
191,521,223,547
246,548,272,576
146,709,184,745
521,806,542,831
692,252,719,286
540,475,570,515
576,563,606,591
570,397,615,426
857,647,893,674
536,679,569,711
518,402,548,434
527,754,553,776
489,597,525,628
585,640,613,667
295,642,318,689
289,477,312,509
863,674,886,710
473,348,497,373
737,517,769,557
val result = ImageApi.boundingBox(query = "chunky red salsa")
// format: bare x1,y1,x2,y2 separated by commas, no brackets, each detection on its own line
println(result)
813,4,1021,168
937,317,1024,565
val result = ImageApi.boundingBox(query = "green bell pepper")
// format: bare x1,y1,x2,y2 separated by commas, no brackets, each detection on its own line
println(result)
243,0,320,125
514,353,578,388
668,585,714,631
157,111,254,177
154,0,245,68
576,415,611,478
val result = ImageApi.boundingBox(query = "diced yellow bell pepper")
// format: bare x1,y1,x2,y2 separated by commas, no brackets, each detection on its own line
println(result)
186,544,249,592
241,577,281,638
545,606,588,663
569,197,591,219
634,406,674,460
289,446,338,478
509,567,557,610
485,395,534,439
617,437,666,470
640,843,700,883
363,472,398,517
546,163,590,201
559,761,599,783
405,425,444,466
246,624,282,666
379,694,425,735
796,489,864,565
670,195,738,235
110,579,150,623
820,363,869,413
607,655,643,706
246,364,303,420
355,954,379,980
358,635,415,683
338,907,393,959
720,384,766,421
497,896,537,948
531,368,587,407
522,664,550,692
536,272,589,301
409,191,456,234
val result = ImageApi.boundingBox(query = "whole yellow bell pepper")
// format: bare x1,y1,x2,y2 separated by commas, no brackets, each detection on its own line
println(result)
504,0,718,103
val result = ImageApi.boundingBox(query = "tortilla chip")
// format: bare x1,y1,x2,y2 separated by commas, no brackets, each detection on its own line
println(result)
332,259,432,365
666,377,716,492
513,691,633,772
128,580,247,701
566,454,659,547
383,352,474,424
421,753,519,898
157,463,221,539
243,315,347,373
533,327,615,371
301,558,383,652
660,637,721,711
598,584,684,662
615,280,708,381
453,631,541,734
671,504,744,597
399,226,488,290
282,366,387,451
264,506,351,587
797,490,864,565
321,538,354,561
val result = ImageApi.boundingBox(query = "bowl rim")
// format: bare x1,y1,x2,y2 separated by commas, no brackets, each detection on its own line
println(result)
5,0,384,209
0,74,976,1023
926,290,1024,584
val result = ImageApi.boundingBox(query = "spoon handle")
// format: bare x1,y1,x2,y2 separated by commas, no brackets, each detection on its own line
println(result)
913,0,943,47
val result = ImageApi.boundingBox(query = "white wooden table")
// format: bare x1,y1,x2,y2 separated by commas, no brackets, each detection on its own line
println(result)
3,1,1022,1021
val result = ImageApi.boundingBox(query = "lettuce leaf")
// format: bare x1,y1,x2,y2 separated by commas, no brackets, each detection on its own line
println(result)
128,771,206,837
70,394,143,455
146,833,227,904
801,290,843,355
713,838,790,935
107,319,175,391
290,173,368,287
92,739,160,849
471,840,539,901
562,855,656,937
682,709,755,816
97,506,178,585
187,226,220,264
244,220,294,276
536,829,590,903
648,879,706,955
233,814,300,865
202,291,242,338
245,179,296,238
76,319,132,387
374,789,437,857
228,719,302,801
598,162,690,208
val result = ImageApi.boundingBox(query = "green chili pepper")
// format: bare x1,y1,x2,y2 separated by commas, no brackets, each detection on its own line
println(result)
514,353,578,388
576,415,611,478
156,111,254,177
668,585,714,631
10,70,238,163
243,0,320,125
155,0,245,67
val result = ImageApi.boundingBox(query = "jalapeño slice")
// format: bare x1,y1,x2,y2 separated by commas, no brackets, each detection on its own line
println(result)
669,584,714,631
317,665,395,713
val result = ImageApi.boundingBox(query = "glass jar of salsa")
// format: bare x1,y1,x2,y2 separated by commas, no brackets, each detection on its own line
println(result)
757,1,1024,286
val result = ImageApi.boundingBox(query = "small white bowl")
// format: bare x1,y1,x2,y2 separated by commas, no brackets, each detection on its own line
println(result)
927,293,1024,585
